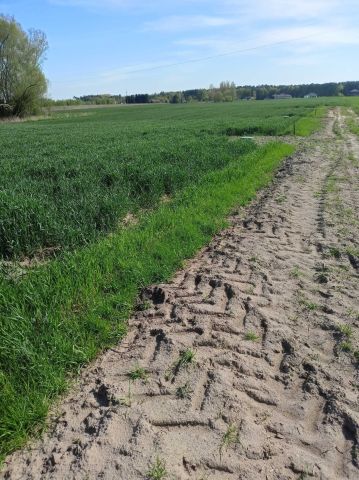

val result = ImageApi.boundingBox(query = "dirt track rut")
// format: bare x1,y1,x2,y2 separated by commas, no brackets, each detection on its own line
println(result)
2,109,359,480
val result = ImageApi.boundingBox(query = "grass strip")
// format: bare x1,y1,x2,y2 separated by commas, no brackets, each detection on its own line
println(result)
0,142,294,460
294,106,328,136
347,116,359,136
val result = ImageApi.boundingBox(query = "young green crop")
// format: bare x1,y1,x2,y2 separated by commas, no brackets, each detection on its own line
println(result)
0,99,325,259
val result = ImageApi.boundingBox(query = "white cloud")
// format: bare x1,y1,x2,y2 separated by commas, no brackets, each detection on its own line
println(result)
99,60,180,81
177,21,359,49
50,58,188,87
223,0,342,19
144,15,238,32
176,37,240,54
255,24,359,49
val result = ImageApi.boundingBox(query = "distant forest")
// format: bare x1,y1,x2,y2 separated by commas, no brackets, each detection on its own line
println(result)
45,80,359,106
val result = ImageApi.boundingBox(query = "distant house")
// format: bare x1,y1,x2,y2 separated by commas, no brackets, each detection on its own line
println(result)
273,94,292,100
349,89,359,96
304,92,318,98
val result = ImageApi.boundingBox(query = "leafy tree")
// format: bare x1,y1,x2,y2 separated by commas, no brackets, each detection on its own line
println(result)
0,15,48,117
170,92,182,104
213,91,224,102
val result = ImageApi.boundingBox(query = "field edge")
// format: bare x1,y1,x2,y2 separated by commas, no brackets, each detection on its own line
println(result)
0,142,295,461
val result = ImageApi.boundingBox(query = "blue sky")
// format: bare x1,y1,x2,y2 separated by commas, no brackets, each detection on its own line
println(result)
1,0,359,98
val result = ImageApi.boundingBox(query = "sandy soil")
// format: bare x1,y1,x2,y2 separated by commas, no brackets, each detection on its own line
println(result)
2,108,359,480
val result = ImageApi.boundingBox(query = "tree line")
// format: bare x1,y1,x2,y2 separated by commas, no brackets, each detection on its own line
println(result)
46,80,359,108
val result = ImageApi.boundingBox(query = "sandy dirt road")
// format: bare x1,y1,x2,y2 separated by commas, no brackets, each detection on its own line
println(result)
2,109,359,480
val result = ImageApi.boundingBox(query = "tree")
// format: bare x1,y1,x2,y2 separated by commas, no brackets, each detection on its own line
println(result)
0,15,48,117
170,92,182,104
219,81,236,101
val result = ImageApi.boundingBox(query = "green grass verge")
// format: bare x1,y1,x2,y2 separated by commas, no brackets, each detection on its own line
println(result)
0,142,294,460
294,106,328,136
347,118,359,136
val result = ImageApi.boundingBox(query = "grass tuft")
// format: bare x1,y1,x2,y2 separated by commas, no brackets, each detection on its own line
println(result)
244,331,260,342
339,324,353,339
340,341,353,353
147,457,167,480
127,366,149,382
220,424,240,459
176,383,192,399
166,349,196,382
290,266,302,278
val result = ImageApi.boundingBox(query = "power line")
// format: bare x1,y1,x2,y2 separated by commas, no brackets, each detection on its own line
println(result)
51,31,319,85
126,33,319,74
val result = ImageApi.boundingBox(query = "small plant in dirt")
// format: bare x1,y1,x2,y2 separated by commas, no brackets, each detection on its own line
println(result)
127,365,148,382
275,194,287,204
165,349,196,381
338,264,349,272
346,246,359,258
298,295,318,311
220,424,240,459
290,266,302,278
147,457,167,480
347,308,359,320
178,349,196,367
176,383,192,399
304,301,318,311
328,247,341,259
244,331,260,342
122,366,148,405
338,324,353,339
340,341,353,353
